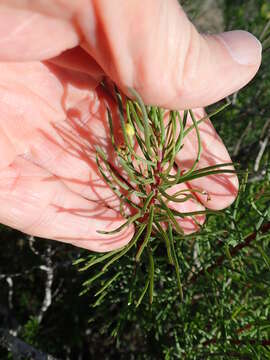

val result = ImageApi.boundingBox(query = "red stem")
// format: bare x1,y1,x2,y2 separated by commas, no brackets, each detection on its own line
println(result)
190,222,270,283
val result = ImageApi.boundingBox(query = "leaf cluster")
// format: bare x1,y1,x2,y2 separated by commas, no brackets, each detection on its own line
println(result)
76,86,234,308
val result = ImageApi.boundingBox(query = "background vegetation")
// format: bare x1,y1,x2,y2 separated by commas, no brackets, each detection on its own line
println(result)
1,1,270,359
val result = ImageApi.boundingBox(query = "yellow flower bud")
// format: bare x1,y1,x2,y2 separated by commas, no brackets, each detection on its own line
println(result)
125,123,135,137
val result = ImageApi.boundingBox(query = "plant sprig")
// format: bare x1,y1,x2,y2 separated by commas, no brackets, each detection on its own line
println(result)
75,86,237,307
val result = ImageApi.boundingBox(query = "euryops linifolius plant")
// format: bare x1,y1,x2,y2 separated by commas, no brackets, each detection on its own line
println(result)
75,86,236,307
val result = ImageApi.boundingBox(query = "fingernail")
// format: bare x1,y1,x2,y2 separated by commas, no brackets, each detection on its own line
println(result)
218,30,262,66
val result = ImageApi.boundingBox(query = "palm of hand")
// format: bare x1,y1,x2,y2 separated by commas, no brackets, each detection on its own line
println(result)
0,58,237,251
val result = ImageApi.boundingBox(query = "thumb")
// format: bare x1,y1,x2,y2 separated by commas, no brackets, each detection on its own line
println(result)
80,0,262,108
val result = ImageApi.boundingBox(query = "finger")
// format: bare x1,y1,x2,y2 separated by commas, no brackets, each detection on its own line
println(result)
80,0,262,108
0,156,134,252
0,4,79,61
175,108,238,210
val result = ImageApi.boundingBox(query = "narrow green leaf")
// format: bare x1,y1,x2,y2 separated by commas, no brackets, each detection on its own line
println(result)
129,88,153,157
191,162,236,176
107,107,117,151
102,223,146,272
78,248,124,272
159,188,194,203
142,191,155,214
180,109,202,177
183,102,230,137
148,246,154,304
128,101,144,132
73,257,87,266
94,272,122,297
135,206,154,262
169,224,183,301
96,148,131,191
136,279,150,308
155,222,174,265
174,111,184,154
161,166,181,186
157,196,184,235
82,270,106,289
177,169,237,184
256,244,270,270
93,290,108,307
97,212,142,235
120,100,156,166
170,207,223,218
183,110,188,129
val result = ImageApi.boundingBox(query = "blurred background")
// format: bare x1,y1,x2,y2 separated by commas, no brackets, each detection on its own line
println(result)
1,1,270,359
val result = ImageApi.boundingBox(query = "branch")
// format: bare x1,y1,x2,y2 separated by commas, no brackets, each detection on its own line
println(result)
5,277,14,310
37,246,54,324
248,169,267,183
254,134,269,172
233,120,252,157
190,222,270,283
0,328,60,360
203,337,270,347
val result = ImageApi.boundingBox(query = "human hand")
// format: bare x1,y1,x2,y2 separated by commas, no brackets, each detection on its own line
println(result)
0,1,261,251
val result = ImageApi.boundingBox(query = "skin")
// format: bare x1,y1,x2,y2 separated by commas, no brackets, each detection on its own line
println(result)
0,0,262,252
